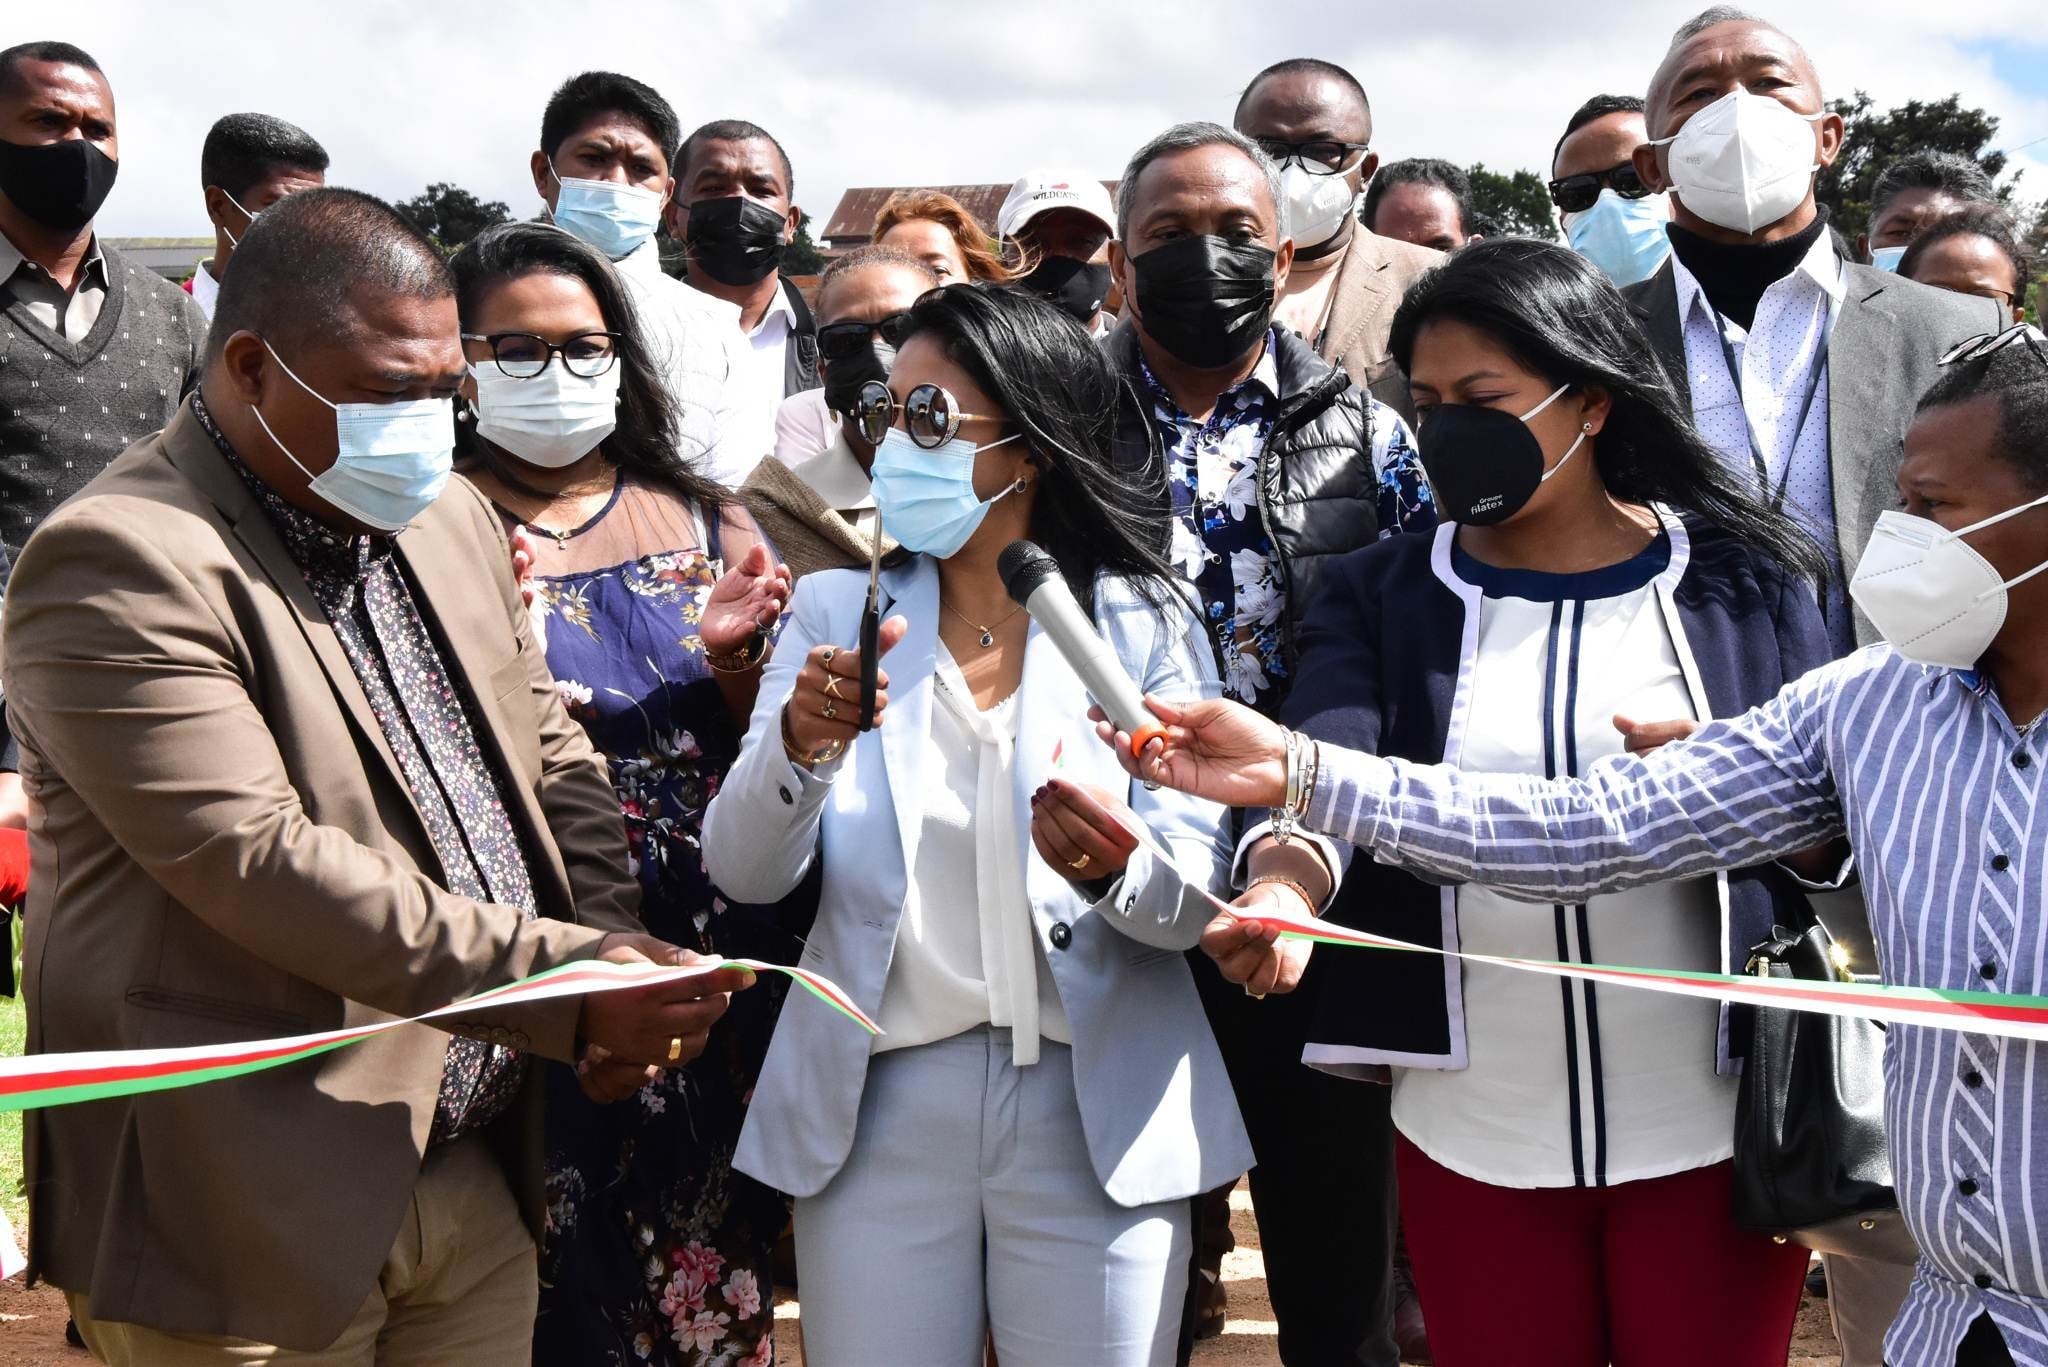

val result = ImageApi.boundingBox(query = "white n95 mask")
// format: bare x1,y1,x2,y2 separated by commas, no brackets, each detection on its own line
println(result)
1849,494,2048,669
1650,88,1823,236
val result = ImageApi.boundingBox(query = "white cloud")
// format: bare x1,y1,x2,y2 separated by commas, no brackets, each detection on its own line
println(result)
10,0,2041,239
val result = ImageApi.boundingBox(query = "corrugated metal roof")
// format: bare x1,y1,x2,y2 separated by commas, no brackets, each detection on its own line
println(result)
105,237,213,280
818,183,1115,248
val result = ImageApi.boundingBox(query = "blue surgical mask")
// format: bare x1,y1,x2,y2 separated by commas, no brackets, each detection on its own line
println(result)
869,427,1026,558
546,161,663,261
252,340,455,532
1564,189,1672,288
1869,244,1907,273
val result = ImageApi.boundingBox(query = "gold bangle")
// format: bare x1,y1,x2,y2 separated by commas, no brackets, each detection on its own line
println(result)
705,631,768,674
1246,874,1319,917
780,709,845,768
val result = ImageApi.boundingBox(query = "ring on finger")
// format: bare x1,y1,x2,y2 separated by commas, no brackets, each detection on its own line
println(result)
1068,853,1091,871
1244,986,1267,1001
667,1036,683,1062
820,645,838,666
822,699,839,720
823,675,844,700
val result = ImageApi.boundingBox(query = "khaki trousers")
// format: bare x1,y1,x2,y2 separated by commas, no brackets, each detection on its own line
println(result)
69,1135,536,1365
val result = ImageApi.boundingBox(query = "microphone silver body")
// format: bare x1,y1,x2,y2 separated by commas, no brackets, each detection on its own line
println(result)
1015,575,1155,739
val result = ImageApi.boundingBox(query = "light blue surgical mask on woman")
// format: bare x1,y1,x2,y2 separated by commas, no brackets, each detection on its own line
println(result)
251,340,455,532
547,162,663,261
869,427,1026,558
1564,189,1672,288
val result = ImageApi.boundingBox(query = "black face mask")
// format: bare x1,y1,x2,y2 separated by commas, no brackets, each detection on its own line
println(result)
1016,255,1111,325
685,195,787,286
0,137,118,233
823,340,896,420
1129,236,1276,370
1415,386,1580,526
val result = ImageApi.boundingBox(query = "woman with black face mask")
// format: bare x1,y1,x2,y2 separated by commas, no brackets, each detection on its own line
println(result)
744,245,940,579
1215,239,1839,1367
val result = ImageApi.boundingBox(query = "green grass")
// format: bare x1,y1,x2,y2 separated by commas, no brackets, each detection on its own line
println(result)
2,915,23,1233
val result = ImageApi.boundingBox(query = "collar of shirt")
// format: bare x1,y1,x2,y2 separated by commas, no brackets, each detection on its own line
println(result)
747,280,796,344
788,423,876,513
189,257,220,317
191,390,382,586
0,232,107,295
1671,225,1844,335
1138,329,1280,429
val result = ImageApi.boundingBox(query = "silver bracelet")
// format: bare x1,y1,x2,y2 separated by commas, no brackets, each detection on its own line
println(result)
1274,729,1300,846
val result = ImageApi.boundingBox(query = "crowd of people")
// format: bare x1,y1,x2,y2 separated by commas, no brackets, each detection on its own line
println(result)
0,5,2040,1366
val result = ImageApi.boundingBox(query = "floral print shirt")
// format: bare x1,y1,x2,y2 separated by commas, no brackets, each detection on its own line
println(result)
195,394,536,1146
1144,331,1434,714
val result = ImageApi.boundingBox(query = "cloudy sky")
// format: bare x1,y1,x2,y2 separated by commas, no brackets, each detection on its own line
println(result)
16,0,2048,240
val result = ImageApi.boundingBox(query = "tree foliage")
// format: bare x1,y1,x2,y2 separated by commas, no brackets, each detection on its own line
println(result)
1815,92,2009,234
395,182,513,252
1467,163,1559,242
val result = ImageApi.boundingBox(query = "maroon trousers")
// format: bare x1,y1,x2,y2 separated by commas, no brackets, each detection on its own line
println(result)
1397,1135,1808,1367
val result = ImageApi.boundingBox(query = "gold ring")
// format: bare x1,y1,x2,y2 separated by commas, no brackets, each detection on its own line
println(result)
667,1036,683,1062
820,645,837,666
822,699,838,720
824,675,844,699
1069,854,1091,871
1244,987,1266,1001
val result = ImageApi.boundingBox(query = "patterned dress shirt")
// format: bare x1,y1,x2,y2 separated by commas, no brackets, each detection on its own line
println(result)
1146,330,1432,713
195,394,539,1146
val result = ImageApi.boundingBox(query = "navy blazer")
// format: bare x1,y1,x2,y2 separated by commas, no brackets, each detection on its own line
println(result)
1290,509,1835,1075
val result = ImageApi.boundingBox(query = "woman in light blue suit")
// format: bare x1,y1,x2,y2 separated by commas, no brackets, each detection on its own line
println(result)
702,284,1250,1366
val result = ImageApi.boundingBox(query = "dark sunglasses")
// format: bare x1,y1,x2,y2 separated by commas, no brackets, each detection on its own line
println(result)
1252,138,1370,176
852,379,1006,450
1546,162,1651,214
1939,324,2047,369
816,312,918,362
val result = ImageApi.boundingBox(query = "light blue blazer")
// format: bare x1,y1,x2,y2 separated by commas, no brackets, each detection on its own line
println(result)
703,555,1254,1209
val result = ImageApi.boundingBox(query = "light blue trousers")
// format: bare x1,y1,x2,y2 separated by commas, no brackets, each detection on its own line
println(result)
794,1028,1191,1366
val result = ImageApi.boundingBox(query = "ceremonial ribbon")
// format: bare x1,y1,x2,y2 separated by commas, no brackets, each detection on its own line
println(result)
0,957,876,1117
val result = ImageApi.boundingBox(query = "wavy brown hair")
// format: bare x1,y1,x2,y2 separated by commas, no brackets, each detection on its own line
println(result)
873,190,1013,283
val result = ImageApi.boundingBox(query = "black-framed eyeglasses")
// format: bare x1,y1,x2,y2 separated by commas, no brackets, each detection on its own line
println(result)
816,313,917,363
460,331,621,379
1939,324,2048,369
852,379,1006,449
1546,162,1651,214
1253,139,1370,175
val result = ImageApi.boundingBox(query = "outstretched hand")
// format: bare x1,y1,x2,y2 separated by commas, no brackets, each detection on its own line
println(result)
701,542,793,658
1091,695,1289,809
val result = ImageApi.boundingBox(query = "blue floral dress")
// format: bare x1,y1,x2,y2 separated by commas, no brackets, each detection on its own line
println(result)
503,474,794,1367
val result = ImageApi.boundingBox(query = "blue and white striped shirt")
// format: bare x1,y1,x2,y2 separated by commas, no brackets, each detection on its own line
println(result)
1309,643,2048,1367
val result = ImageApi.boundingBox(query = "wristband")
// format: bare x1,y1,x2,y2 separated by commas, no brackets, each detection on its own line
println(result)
706,629,769,674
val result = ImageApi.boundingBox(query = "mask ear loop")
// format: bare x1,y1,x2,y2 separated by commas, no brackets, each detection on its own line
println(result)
249,340,339,482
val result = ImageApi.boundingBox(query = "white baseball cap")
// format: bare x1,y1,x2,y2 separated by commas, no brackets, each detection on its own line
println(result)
997,172,1116,240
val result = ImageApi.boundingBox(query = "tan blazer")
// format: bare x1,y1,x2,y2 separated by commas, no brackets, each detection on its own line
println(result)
2,400,642,1349
1317,228,1442,424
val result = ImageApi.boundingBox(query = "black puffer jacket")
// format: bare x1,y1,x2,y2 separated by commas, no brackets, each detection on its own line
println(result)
1103,321,1381,692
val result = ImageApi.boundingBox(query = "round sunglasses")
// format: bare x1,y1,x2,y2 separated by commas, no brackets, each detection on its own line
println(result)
851,379,1007,450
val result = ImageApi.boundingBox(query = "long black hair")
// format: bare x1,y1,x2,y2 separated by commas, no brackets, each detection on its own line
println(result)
899,282,1180,614
449,221,725,508
1390,238,1829,585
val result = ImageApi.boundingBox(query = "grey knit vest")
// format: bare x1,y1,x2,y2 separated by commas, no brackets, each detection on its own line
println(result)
0,243,205,558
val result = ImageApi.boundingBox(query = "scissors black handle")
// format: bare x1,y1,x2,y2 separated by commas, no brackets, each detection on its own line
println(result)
857,598,880,730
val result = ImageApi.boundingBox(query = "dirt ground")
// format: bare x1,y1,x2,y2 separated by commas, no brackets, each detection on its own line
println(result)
0,1182,1850,1365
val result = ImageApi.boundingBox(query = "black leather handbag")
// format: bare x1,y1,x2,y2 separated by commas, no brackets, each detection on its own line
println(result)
1731,910,1918,1265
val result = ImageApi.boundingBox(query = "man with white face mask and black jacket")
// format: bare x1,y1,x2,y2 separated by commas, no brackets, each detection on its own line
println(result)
1626,10,2005,1362
1233,58,1439,426
1103,119,1431,1367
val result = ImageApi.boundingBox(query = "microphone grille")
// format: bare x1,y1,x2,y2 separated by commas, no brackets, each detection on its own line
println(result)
998,539,1061,604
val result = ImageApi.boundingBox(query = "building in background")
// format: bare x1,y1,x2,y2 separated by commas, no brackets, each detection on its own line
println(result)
818,182,1116,255
104,237,214,283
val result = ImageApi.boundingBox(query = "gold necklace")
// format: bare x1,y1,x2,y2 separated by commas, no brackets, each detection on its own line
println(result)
941,597,1024,649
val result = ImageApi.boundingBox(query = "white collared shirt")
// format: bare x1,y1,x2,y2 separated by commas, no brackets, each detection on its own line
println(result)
188,258,220,320
715,282,796,484
784,422,879,540
0,233,108,339
610,240,747,486
1671,228,1848,648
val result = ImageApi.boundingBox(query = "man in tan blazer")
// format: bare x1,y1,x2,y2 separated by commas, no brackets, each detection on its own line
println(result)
2,188,746,1364
1235,58,1441,425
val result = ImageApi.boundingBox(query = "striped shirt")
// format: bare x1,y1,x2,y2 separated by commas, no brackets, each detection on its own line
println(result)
1309,643,2048,1367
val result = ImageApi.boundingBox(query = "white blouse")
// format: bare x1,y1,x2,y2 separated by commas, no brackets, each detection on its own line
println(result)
1390,537,1736,1189
874,645,1071,1062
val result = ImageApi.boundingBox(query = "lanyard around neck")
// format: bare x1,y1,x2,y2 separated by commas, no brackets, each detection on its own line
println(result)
1711,293,1831,513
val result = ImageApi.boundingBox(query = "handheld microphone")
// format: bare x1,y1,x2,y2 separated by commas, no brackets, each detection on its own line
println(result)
998,540,1169,756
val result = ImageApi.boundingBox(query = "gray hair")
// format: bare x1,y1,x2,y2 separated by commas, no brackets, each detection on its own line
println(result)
1114,121,1286,242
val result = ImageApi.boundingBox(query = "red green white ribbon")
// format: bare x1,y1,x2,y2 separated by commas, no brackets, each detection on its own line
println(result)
0,957,875,1117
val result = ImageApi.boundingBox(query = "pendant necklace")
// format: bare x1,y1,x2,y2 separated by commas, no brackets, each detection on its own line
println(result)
942,597,1024,649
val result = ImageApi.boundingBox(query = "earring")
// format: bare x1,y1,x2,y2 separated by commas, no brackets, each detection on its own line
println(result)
1582,422,1593,431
